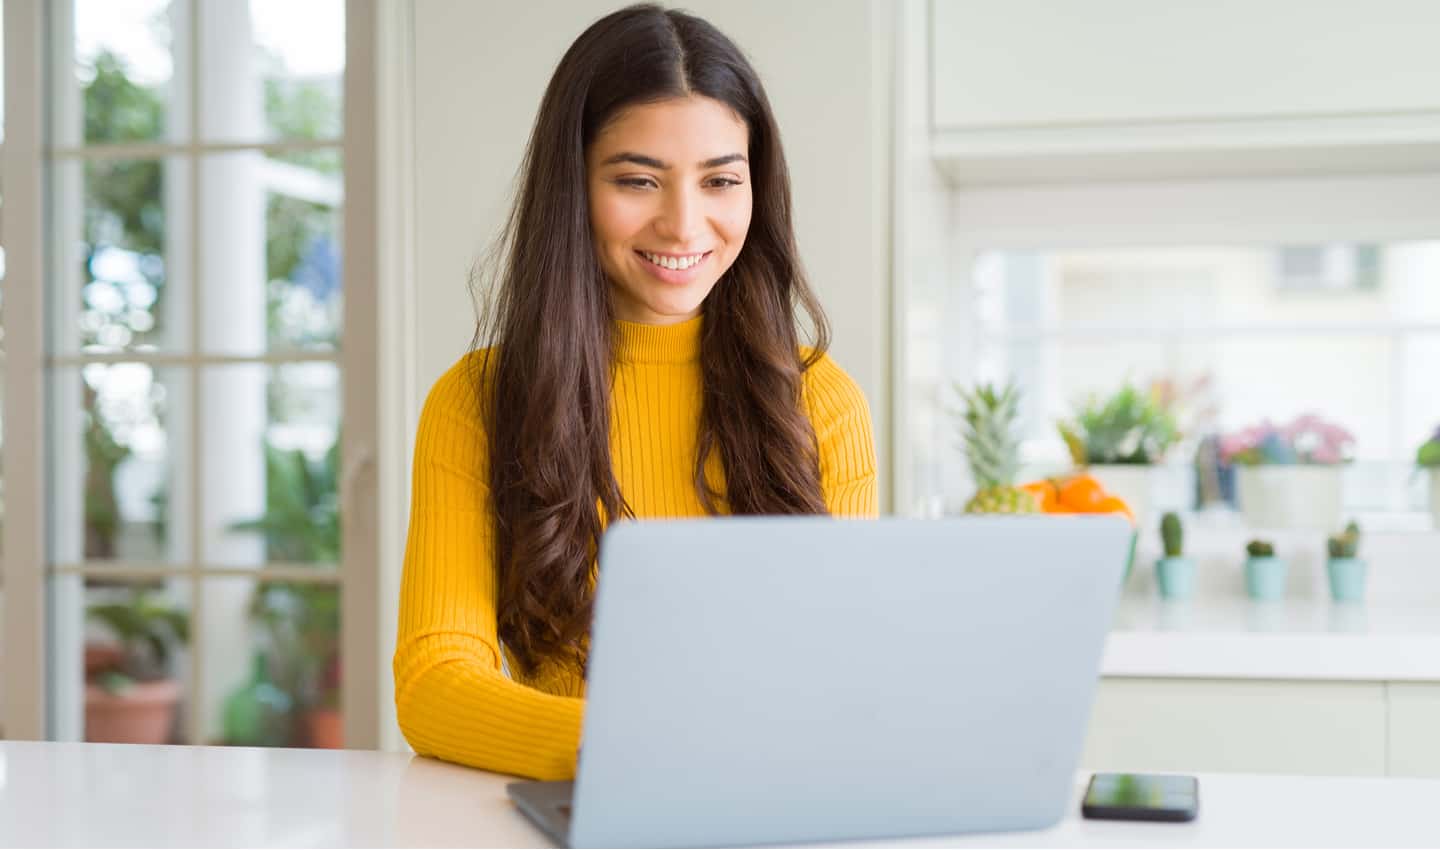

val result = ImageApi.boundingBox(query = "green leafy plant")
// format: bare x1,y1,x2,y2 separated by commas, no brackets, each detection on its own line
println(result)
1245,539,1276,558
83,388,133,559
1417,426,1440,468
1159,512,1184,558
250,582,341,713
1327,521,1362,559
230,437,342,728
229,439,340,563
1058,383,1180,466
86,587,190,694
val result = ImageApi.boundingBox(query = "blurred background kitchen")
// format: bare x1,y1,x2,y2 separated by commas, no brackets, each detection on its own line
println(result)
2,0,1438,779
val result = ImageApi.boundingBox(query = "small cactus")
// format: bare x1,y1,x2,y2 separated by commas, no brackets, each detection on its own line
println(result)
1246,539,1275,558
1327,521,1361,559
1159,512,1183,558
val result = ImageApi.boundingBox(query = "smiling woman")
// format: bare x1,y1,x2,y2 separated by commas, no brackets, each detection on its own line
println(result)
392,3,878,780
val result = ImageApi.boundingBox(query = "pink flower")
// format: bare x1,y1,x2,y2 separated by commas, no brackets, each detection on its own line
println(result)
1221,414,1355,465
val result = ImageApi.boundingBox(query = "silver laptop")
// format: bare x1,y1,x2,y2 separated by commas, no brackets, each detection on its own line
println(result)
508,515,1131,847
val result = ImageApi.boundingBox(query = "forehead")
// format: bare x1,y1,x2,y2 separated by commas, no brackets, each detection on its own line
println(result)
591,96,749,162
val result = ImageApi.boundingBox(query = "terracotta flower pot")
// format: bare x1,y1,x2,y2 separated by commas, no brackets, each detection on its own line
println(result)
84,678,181,744
84,644,125,678
305,708,344,749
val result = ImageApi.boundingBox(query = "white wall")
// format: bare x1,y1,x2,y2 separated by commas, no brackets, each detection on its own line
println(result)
409,0,894,507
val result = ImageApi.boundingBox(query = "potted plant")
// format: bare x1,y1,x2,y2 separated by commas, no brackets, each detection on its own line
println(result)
1155,512,1195,600
307,651,343,748
1058,382,1180,526
1418,426,1440,529
1326,521,1366,603
250,582,343,748
1221,414,1354,529
1243,539,1286,601
84,586,190,744
229,437,343,747
221,651,295,748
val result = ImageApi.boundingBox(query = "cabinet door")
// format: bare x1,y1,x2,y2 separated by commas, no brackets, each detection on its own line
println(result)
931,0,1440,129
1083,678,1387,776
1388,683,1440,778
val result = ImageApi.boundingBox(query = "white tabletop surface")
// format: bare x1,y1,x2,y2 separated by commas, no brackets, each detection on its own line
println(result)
2,741,1439,847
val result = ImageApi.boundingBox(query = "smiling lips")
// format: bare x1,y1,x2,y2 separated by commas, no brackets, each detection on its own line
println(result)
636,249,713,283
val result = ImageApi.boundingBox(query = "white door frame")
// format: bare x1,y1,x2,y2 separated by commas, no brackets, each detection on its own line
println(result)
369,0,421,752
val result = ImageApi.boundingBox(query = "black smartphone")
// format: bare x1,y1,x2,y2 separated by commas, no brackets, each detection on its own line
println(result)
1081,772,1199,822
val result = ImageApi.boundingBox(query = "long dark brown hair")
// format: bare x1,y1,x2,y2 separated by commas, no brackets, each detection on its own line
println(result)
475,3,831,676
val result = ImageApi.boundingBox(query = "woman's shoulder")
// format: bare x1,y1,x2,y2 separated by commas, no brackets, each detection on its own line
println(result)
797,347,872,431
419,349,495,433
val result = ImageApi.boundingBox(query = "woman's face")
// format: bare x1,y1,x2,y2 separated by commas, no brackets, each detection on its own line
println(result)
587,95,753,325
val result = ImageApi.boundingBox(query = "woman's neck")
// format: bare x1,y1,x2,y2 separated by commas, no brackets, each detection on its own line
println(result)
613,313,703,364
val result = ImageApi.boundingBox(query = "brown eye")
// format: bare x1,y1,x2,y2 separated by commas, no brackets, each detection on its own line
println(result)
617,177,657,190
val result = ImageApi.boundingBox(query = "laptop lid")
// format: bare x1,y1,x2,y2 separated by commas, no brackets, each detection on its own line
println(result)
567,515,1130,847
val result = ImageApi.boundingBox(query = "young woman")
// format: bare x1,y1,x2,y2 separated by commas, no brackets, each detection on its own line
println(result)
393,3,877,780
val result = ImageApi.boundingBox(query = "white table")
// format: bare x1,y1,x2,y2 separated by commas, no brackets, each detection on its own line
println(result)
2,741,1438,847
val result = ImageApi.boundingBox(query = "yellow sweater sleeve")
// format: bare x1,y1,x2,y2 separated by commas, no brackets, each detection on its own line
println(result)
392,356,584,780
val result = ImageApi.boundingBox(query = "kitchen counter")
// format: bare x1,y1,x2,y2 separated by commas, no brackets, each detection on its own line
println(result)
1102,598,1440,681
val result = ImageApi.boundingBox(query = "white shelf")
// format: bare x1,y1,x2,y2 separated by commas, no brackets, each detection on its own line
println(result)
1101,598,1440,682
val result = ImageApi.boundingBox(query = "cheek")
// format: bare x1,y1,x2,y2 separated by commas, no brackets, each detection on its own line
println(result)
718,192,753,254
590,191,648,252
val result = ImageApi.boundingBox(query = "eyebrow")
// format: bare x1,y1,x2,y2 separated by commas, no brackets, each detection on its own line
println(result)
600,152,748,169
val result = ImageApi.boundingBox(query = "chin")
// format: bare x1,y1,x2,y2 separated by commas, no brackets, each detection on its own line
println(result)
633,283,713,321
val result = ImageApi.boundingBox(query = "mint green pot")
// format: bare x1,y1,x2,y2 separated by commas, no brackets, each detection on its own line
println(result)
1155,556,1196,600
1117,530,1138,588
1326,557,1367,603
1244,556,1287,601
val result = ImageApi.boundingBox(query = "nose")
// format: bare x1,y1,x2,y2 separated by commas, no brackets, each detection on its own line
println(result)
653,185,703,245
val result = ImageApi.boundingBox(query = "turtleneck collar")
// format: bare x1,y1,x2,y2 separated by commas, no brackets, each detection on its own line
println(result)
613,313,703,364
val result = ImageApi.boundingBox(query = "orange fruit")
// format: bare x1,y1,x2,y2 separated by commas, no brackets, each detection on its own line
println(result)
1094,495,1135,523
1058,474,1106,512
1019,479,1059,512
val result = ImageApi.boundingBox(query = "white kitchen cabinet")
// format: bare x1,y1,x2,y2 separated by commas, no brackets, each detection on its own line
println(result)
927,0,1440,183
1387,683,1440,778
1082,678,1389,776
930,0,1440,129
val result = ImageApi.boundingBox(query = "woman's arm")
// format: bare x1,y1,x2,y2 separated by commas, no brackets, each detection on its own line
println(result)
393,356,584,780
803,354,880,517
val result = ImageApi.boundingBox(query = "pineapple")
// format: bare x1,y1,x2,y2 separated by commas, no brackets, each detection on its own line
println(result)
957,381,1040,514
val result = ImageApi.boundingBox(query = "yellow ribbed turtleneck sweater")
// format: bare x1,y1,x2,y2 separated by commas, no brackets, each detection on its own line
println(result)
393,315,878,780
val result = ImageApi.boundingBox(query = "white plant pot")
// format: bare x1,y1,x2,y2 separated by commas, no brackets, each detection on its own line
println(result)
1236,465,1343,530
1087,464,1155,525
1430,470,1440,530
1085,465,1195,530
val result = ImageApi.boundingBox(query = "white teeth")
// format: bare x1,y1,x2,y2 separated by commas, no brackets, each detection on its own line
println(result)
643,251,705,271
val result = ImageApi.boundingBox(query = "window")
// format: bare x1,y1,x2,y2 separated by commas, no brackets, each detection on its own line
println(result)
965,243,1440,522
1276,244,1382,292
2,0,376,748
895,174,1440,533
